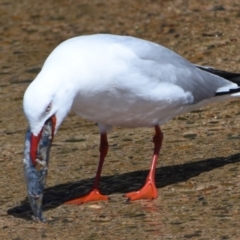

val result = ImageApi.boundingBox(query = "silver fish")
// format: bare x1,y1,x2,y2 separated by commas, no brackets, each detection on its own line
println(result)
23,118,53,222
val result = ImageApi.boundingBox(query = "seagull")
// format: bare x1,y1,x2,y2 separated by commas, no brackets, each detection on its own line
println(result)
23,34,240,221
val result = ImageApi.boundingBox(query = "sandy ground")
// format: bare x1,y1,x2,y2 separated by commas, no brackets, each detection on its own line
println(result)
1,0,240,239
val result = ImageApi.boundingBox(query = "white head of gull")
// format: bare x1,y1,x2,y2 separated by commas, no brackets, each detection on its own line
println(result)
23,34,240,221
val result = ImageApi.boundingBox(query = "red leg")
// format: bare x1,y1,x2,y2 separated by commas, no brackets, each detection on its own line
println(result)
65,133,109,205
125,126,163,201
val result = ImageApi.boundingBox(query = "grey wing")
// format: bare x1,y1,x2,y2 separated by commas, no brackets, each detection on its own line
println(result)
121,36,238,103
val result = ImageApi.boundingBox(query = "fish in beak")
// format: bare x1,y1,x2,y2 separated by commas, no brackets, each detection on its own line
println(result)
23,116,55,222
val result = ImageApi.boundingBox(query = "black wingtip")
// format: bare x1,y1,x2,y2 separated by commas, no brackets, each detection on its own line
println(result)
197,65,240,86
215,88,240,96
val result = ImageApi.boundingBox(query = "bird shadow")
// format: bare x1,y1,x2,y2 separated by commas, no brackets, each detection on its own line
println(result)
7,153,240,220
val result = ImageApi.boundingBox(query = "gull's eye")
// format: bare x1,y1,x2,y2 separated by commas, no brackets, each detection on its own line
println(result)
46,103,52,113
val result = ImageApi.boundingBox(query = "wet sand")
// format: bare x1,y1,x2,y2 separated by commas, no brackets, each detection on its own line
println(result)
1,0,240,239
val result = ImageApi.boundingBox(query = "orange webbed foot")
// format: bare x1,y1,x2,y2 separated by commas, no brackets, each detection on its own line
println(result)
65,189,109,205
124,180,158,201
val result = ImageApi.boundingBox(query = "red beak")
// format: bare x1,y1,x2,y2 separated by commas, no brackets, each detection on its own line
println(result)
30,115,56,165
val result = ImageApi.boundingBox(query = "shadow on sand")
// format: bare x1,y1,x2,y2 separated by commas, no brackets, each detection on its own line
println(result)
7,153,240,220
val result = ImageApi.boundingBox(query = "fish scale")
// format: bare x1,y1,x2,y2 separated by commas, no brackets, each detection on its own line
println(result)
23,118,53,222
